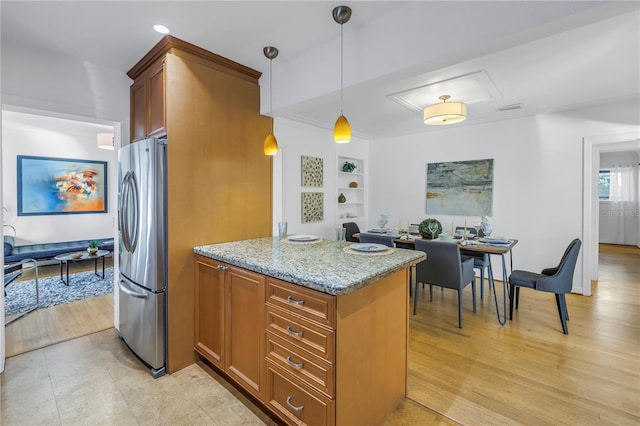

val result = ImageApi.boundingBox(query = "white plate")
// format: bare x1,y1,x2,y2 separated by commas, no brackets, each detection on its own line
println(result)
482,237,510,244
367,229,388,234
350,243,389,252
287,234,319,242
455,231,476,238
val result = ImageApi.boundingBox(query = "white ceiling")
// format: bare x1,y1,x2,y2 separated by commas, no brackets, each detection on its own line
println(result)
2,1,639,140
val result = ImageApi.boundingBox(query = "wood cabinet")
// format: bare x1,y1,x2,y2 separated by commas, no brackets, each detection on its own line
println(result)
130,58,165,140
224,265,266,400
265,278,336,425
194,254,409,425
194,255,225,370
129,36,272,373
194,256,265,401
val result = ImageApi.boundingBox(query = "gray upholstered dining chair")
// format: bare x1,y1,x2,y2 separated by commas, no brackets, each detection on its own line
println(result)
342,222,361,243
508,238,581,334
358,233,395,247
413,239,477,328
457,226,491,300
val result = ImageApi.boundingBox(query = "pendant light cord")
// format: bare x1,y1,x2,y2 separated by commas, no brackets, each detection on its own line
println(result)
269,58,274,133
340,22,344,115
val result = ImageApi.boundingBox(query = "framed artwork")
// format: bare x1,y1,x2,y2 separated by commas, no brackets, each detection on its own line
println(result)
426,159,494,216
17,155,108,216
301,155,323,187
301,192,324,223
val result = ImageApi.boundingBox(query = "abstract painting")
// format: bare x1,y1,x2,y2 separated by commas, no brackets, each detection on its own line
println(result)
301,155,323,187
301,192,324,223
426,159,494,216
17,155,108,216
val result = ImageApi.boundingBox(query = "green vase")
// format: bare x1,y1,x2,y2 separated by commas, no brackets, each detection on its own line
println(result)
338,193,346,203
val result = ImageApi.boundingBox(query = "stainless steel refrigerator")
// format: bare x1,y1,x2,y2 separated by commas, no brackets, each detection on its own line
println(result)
118,136,167,378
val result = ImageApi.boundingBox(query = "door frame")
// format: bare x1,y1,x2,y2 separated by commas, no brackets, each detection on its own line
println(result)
582,132,640,296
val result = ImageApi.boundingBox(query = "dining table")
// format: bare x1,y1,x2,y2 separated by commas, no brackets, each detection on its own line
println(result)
354,232,518,325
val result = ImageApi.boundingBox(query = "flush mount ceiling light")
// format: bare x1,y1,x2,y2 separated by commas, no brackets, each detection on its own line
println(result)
332,5,352,144
263,46,279,156
97,133,114,150
153,24,170,34
423,95,467,125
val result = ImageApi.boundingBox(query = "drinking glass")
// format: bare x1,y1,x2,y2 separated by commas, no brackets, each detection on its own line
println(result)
278,222,288,239
377,213,389,229
428,222,438,239
335,227,346,246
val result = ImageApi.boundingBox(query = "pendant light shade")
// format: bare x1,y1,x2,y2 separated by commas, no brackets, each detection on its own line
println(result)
97,133,114,150
263,46,279,155
333,115,351,143
333,6,352,144
423,95,467,125
263,132,278,155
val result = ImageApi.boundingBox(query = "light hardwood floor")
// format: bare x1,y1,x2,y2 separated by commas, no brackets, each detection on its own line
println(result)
4,258,114,357
407,243,639,425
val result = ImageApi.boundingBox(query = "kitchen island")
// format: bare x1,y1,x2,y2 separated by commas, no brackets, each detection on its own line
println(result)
194,237,425,425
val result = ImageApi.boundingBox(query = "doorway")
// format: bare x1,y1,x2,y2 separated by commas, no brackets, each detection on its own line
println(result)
2,108,120,359
583,134,640,296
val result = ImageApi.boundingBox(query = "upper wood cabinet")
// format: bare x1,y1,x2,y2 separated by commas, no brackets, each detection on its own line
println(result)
130,58,165,141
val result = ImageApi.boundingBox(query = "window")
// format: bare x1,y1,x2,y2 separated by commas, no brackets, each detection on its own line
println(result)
599,170,610,200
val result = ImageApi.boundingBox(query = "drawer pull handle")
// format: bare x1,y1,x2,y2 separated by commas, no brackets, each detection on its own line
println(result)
286,396,304,412
286,356,304,369
286,325,304,338
216,265,228,270
287,295,304,305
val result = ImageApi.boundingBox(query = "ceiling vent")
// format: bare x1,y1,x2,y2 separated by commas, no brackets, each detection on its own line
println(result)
495,103,524,112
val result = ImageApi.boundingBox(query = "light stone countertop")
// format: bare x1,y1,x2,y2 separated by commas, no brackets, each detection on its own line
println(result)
194,236,425,295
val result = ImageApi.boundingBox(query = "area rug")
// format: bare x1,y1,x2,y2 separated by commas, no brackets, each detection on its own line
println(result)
5,267,114,316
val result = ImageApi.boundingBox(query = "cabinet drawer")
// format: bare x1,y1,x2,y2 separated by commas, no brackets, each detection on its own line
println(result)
266,332,334,398
266,360,334,426
266,306,334,363
266,278,335,328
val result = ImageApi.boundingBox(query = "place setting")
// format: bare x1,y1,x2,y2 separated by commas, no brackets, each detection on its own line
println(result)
282,234,324,244
343,242,395,256
277,221,323,244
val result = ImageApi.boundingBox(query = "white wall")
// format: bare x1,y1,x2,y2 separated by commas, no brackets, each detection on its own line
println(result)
272,118,368,240
2,110,117,245
367,99,640,291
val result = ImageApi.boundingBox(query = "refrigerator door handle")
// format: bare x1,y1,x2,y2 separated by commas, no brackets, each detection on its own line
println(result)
120,171,140,253
118,176,128,245
119,279,149,299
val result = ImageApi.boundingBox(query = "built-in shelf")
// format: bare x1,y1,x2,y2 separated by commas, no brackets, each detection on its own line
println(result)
337,156,366,227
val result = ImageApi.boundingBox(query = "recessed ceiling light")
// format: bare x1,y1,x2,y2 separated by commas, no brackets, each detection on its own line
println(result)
153,25,170,34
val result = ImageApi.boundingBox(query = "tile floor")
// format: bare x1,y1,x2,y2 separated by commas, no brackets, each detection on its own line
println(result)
1,328,447,426
1,328,275,426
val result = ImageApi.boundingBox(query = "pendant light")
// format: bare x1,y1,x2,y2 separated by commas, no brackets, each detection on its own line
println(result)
263,46,279,155
423,95,467,125
97,133,114,150
333,5,352,144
